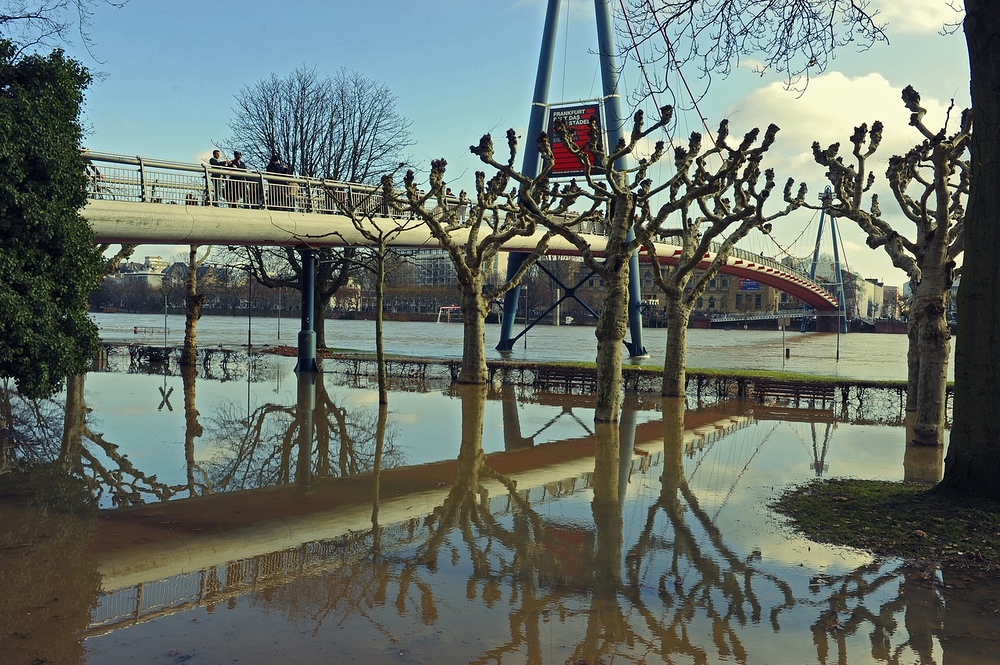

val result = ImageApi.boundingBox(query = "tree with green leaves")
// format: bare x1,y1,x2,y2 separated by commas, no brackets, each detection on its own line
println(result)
0,42,103,399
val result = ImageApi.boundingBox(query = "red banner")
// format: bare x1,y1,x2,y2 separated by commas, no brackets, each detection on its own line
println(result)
548,103,602,177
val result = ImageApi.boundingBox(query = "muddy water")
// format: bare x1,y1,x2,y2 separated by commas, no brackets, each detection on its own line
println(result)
1,333,990,665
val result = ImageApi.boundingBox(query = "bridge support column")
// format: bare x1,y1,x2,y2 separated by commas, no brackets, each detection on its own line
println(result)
497,253,528,352
499,0,648,357
295,370,316,490
497,0,560,354
295,248,318,373
597,0,646,358
624,230,647,357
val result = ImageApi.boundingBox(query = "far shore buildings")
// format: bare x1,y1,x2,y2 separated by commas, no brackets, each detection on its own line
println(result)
97,251,908,324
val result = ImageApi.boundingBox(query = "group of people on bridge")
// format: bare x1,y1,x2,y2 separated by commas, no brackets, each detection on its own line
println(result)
208,148,293,210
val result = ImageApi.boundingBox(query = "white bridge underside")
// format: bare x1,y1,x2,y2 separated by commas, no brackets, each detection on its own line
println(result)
85,199,838,310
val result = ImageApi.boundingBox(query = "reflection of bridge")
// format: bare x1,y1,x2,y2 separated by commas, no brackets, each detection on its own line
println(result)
83,152,839,312
88,403,751,632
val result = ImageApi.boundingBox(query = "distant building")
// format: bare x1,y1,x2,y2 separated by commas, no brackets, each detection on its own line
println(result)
883,285,901,318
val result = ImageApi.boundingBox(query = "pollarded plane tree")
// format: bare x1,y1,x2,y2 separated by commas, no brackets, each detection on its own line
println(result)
476,107,802,418
391,157,577,384
641,121,805,397
812,86,968,446
319,177,424,405
472,111,668,422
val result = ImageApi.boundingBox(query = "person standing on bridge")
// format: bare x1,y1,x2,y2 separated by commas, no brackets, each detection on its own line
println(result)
230,150,250,208
209,149,231,206
266,154,292,211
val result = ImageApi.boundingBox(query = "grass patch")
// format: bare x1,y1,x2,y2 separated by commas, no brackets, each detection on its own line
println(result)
773,478,1000,573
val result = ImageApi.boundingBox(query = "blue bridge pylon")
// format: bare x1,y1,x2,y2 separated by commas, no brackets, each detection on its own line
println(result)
495,0,648,358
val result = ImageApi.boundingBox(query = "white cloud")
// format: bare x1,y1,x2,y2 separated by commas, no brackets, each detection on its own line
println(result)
717,72,963,281
871,0,963,35
728,71,957,174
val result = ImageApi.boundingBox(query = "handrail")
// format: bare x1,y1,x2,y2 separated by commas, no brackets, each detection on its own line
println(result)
82,150,385,213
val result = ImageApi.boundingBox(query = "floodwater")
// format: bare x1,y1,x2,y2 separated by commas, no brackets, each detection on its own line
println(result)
1,316,992,665
91,311,944,382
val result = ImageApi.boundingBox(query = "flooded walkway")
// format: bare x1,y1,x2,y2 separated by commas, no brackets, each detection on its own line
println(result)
1,327,992,664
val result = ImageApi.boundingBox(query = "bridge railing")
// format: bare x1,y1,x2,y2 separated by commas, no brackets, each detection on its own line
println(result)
83,151,405,216
82,152,836,304
708,241,837,301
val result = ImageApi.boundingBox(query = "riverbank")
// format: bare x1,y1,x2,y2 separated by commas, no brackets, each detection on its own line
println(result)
774,479,1000,576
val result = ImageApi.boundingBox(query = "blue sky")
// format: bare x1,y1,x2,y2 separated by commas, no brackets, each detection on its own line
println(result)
62,0,968,284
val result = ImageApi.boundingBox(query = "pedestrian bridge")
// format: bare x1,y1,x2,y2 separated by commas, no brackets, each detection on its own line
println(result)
82,151,838,310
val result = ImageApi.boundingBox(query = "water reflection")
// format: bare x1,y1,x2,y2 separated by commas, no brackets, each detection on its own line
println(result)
0,354,995,663
201,363,401,492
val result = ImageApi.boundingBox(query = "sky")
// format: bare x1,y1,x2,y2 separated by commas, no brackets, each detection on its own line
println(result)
56,0,969,287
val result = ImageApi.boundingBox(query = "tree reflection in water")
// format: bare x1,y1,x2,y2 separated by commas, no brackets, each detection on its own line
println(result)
202,363,402,491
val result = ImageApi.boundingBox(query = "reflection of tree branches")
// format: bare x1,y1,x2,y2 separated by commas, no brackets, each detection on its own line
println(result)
202,374,403,491
1,378,185,506
416,385,550,589
0,380,63,470
60,374,185,506
805,561,942,665
623,398,795,661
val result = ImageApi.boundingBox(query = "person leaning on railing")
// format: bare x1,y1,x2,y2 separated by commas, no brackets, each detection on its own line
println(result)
265,154,293,211
229,151,252,208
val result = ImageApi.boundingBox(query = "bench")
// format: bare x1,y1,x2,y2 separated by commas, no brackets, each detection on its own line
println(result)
754,379,835,407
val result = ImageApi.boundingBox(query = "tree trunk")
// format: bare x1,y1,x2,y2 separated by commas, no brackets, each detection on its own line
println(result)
661,295,691,397
905,316,919,413
910,273,951,446
458,277,488,384
940,0,1000,498
313,287,327,349
594,265,629,422
660,396,686,513
374,251,388,405
59,373,86,471
181,246,203,367
181,363,204,494
591,421,623,595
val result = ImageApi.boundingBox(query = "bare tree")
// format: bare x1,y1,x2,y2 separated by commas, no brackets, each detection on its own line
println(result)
0,0,127,58
615,0,998,502
643,122,804,397
226,66,413,181
944,0,1000,499
224,66,412,349
474,108,802,420
341,183,422,404
615,0,885,100
391,159,559,384
813,87,967,446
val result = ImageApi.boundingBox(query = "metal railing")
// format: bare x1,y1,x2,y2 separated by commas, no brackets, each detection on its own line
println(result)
83,151,395,215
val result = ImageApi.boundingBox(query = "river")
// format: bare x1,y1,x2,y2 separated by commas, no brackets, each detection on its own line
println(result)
90,311,940,382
